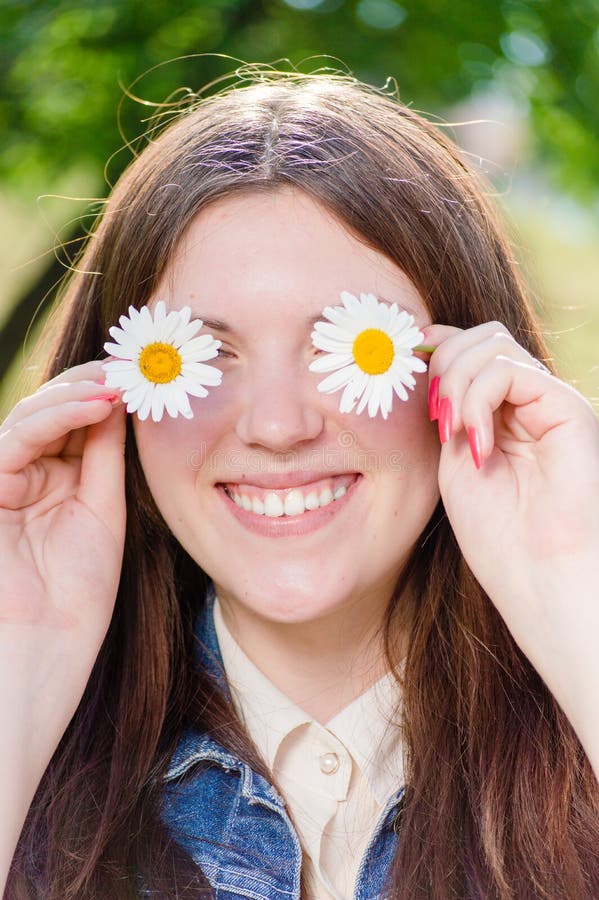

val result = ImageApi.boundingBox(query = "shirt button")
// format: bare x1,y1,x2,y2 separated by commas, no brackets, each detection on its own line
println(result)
319,752,340,775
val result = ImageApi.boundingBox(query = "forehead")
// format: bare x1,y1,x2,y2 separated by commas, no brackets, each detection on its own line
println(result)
153,187,428,328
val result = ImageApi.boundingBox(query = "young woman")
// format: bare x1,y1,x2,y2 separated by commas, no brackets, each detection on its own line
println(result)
2,70,599,899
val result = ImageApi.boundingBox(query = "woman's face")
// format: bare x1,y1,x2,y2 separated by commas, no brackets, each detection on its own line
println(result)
134,188,440,625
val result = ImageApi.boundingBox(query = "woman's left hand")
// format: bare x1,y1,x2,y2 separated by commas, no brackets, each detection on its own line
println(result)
425,322,599,773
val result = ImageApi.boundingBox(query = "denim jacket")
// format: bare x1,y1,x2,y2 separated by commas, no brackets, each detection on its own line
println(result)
161,599,405,899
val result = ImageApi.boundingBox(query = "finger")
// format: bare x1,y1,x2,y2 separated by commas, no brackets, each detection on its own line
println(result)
0,398,119,475
420,323,462,354
2,380,120,433
459,357,574,465
426,321,520,380
40,360,108,390
433,333,545,437
78,404,127,544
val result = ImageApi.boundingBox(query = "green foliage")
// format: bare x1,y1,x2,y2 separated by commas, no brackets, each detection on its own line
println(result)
1,0,599,197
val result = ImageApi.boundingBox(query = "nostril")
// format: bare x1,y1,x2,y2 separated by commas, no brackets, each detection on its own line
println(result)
234,397,325,451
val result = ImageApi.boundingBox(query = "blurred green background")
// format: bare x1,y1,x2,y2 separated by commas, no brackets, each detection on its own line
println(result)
1,0,598,415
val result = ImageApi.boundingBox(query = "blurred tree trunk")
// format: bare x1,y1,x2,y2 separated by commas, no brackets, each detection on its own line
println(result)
0,236,81,380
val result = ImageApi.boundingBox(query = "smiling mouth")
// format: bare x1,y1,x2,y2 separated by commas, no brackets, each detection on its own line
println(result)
220,473,359,518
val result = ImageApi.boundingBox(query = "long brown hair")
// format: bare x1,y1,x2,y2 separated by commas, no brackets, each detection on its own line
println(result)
7,68,599,899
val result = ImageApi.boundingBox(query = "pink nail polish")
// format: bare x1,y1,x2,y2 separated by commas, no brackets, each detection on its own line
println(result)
84,393,119,403
428,376,440,421
468,427,482,469
438,397,453,443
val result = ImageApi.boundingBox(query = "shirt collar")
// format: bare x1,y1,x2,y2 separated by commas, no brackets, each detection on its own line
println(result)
213,596,405,806
213,596,311,770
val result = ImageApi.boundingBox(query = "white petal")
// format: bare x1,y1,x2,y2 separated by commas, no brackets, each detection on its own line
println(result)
388,308,412,330
391,378,409,401
379,378,393,419
103,341,136,359
392,325,422,349
181,363,223,385
103,359,137,375
374,302,390,331
107,331,140,355
355,378,374,415
409,356,428,374
392,366,416,389
172,319,203,346
318,306,358,330
127,382,151,416
108,325,141,351
107,325,130,345
122,381,148,406
339,380,360,413
340,369,369,412
313,321,355,343
181,334,221,358
118,313,137,335
137,306,157,344
137,390,153,421
163,384,182,418
368,380,384,418
360,293,379,317
160,311,182,343
151,386,166,422
340,291,362,314
308,353,354,373
316,365,359,394
111,371,145,391
164,382,192,416
184,383,209,398
178,306,192,327
311,334,354,354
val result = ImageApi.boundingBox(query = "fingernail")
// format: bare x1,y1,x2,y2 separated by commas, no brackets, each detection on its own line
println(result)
85,393,119,403
468,426,482,469
438,397,453,443
428,376,440,421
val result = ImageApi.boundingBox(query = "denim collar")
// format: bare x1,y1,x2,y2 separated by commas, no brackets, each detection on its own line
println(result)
163,594,286,811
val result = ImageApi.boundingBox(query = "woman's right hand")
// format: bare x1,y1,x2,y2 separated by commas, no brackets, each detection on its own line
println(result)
0,360,126,795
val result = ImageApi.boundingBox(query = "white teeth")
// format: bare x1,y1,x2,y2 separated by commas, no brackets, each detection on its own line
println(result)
284,489,305,516
304,491,319,510
319,488,334,508
264,492,285,517
227,481,353,516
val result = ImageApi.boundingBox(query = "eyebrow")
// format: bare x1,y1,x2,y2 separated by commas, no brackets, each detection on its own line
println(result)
199,317,235,334
197,297,417,334
200,314,335,335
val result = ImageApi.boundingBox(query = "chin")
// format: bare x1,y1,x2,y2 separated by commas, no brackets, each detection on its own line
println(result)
222,568,352,625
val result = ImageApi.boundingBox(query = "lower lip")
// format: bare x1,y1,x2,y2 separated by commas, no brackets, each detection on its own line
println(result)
216,476,361,538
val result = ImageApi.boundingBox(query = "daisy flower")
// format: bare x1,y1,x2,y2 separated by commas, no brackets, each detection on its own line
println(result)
309,291,428,419
102,301,222,422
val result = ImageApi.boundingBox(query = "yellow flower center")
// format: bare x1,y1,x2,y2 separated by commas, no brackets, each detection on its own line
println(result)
352,329,395,375
139,342,182,384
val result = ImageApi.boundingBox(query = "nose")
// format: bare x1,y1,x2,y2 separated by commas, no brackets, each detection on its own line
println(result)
235,363,325,451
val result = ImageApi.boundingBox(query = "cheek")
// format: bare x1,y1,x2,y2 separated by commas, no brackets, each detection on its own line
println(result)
349,380,438,469
135,382,236,462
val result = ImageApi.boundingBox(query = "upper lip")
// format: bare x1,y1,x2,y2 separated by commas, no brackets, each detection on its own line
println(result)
217,470,360,490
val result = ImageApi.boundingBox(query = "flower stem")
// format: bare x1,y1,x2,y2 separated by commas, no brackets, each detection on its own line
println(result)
414,344,436,354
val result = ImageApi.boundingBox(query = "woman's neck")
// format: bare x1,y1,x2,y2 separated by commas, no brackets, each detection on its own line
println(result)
214,588,400,723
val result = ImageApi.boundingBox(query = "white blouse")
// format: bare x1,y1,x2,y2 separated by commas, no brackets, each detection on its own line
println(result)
213,599,405,900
